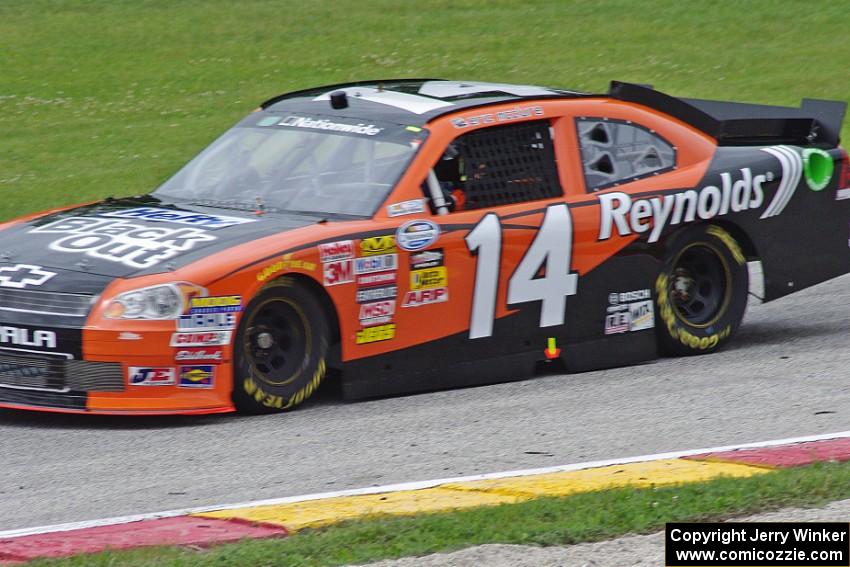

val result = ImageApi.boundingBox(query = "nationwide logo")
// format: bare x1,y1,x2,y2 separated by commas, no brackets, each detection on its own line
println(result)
597,146,801,243
30,217,215,269
100,207,257,229
0,264,56,289
0,326,56,349
279,115,383,136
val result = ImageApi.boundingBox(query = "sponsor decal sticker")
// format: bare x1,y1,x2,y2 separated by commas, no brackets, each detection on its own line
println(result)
355,323,395,344
402,287,448,307
359,300,395,326
356,285,397,303
175,348,224,362
410,267,447,290
354,253,397,275
189,296,242,314
30,217,215,269
387,199,426,217
604,289,654,335
256,253,316,281
323,260,354,286
177,312,236,331
360,235,397,256
278,115,383,136
0,264,56,289
178,365,215,388
118,331,142,341
0,326,56,349
629,300,655,331
396,220,440,251
170,331,232,347
357,271,397,287
451,105,544,129
318,240,354,262
129,367,175,386
409,248,444,270
99,207,256,229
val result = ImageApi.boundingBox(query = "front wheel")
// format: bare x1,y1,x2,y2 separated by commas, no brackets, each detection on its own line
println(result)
655,225,749,356
233,278,330,413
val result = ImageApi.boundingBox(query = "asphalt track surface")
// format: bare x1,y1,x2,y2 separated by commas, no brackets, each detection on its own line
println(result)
2,272,850,531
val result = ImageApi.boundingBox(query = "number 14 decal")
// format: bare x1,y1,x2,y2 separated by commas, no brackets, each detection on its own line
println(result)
465,204,578,339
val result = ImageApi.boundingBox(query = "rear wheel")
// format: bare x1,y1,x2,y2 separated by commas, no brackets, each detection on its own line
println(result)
233,277,330,413
655,225,748,355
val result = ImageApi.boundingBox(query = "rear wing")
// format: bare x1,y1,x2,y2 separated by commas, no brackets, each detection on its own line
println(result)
609,81,846,147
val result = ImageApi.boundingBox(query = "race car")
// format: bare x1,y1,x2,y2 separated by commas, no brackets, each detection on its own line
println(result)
0,79,848,415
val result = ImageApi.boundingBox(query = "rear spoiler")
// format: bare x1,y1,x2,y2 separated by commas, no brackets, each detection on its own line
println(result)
609,81,846,147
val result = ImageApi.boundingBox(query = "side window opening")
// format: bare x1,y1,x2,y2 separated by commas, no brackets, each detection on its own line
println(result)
576,118,676,192
426,120,563,213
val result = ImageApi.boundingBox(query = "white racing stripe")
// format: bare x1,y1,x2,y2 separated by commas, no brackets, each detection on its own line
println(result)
761,145,802,219
2,429,849,539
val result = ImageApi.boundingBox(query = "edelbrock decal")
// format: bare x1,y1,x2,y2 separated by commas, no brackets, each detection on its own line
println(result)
30,218,215,269
99,207,256,229
0,264,56,289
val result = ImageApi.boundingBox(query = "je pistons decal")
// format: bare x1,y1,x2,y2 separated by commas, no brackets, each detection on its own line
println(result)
396,220,440,251
30,217,215,269
129,367,175,386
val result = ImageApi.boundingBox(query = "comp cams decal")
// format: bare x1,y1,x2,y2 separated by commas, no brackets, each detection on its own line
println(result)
604,289,655,335
99,207,257,229
30,218,215,269
0,264,56,289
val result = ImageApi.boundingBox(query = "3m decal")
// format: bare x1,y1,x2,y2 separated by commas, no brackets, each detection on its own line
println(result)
605,289,654,335
0,326,56,349
354,254,397,274
410,267,447,290
360,235,397,256
170,331,232,347
0,264,56,289
466,205,578,339
175,348,223,362
397,220,440,251
178,365,214,388
318,240,354,262
387,199,426,217
359,300,395,326
99,207,257,229
357,271,397,287
177,312,236,331
323,260,354,286
356,285,397,303
402,287,448,307
256,254,316,281
189,296,242,314
409,248,444,270
355,323,395,344
30,217,215,269
129,367,175,386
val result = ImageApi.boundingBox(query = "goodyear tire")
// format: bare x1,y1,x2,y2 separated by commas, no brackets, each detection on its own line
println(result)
233,277,329,413
655,225,748,356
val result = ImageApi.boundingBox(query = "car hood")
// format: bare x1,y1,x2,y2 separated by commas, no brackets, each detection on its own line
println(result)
0,195,322,280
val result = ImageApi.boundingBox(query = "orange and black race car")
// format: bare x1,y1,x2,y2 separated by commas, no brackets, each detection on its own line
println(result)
1,80,848,414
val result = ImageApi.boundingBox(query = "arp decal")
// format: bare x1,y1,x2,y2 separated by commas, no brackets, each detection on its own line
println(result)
178,365,215,388
387,199,426,217
360,235,397,256
397,220,440,251
318,240,354,262
99,207,257,229
354,254,397,275
0,326,56,349
402,287,448,307
355,323,395,344
410,248,444,270
189,296,242,314
410,267,447,290
359,300,395,326
174,348,223,362
256,254,316,281
129,367,176,386
0,264,56,289
176,313,236,331
170,331,232,347
356,285,397,303
323,260,354,286
30,217,215,269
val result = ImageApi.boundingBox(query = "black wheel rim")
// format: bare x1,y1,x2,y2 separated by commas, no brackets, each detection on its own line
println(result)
669,244,729,327
243,298,309,387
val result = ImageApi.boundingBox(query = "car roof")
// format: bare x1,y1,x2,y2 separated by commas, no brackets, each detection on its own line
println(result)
260,79,588,125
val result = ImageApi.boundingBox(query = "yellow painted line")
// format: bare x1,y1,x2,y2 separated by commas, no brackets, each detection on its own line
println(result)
194,459,769,531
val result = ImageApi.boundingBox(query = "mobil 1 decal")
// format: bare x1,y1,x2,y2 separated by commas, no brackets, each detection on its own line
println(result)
465,204,578,339
597,145,803,243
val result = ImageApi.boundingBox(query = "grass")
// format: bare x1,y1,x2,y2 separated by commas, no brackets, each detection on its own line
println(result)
24,461,850,566
2,0,849,222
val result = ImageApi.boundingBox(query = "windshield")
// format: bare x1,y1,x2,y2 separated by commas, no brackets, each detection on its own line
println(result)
154,113,427,217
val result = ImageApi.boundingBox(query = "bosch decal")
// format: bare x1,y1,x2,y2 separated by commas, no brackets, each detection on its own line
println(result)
30,217,215,269
99,207,257,229
402,287,448,307
396,220,440,251
189,296,242,314
356,285,397,303
318,240,354,262
129,367,176,386
176,313,237,331
178,365,215,388
170,331,232,347
0,264,56,289
323,260,354,286
354,254,397,275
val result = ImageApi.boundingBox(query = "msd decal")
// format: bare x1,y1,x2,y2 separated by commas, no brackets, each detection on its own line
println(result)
359,300,395,326
318,240,354,262
30,217,215,269
597,146,802,243
0,264,56,289
99,207,257,229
